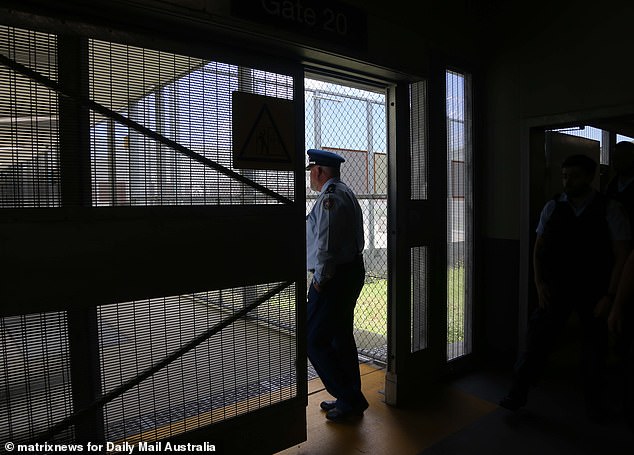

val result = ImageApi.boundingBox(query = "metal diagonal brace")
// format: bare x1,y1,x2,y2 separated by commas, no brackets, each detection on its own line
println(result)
34,280,294,443
0,53,293,205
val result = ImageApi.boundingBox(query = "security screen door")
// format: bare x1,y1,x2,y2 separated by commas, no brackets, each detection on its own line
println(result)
387,68,474,404
0,25,306,453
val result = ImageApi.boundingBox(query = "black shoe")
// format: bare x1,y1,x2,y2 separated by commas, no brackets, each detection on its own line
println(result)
320,400,337,411
325,407,364,422
499,394,526,411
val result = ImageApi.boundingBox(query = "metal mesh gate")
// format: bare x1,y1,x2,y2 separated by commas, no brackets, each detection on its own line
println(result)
0,312,75,445
305,77,388,363
98,284,296,443
88,39,300,443
0,26,72,447
409,72,474,363
0,26,59,208
89,40,295,207
1,24,303,448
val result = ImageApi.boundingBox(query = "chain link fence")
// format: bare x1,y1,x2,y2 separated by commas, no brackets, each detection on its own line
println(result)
305,78,388,364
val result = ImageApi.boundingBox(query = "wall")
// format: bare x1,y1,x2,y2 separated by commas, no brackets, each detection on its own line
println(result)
2,0,490,81
482,1,634,360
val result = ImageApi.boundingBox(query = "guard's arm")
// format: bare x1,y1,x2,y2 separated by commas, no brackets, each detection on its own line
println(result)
313,195,337,287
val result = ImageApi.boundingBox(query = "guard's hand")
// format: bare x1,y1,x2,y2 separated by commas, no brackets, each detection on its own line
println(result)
313,281,322,293
536,282,551,309
594,295,612,318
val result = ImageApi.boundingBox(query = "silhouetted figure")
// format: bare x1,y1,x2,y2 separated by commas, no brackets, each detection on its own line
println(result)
500,154,631,421
606,141,634,237
305,149,369,423
608,249,634,431
605,140,634,426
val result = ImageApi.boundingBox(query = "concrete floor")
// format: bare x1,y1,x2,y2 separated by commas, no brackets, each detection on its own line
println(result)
278,364,496,455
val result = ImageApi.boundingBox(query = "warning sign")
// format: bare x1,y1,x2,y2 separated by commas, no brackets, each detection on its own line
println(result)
232,92,295,171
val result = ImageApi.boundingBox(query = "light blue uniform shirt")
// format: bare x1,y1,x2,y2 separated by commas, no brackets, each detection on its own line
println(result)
306,178,364,285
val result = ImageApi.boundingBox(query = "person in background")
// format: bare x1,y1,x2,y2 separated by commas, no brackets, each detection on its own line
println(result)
500,154,630,421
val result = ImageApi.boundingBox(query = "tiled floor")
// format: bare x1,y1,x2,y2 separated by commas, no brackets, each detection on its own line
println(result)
277,363,497,455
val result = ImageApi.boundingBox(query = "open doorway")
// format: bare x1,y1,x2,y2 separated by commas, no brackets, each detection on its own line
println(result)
304,75,388,371
529,118,634,242
518,115,634,426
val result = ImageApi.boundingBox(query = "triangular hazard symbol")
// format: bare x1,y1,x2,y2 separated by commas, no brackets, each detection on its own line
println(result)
238,103,291,163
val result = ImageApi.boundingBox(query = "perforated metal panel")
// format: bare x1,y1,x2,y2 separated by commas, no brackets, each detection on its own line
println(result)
410,247,429,353
0,312,74,444
0,26,59,208
409,80,429,353
305,77,388,362
410,81,428,201
89,40,295,207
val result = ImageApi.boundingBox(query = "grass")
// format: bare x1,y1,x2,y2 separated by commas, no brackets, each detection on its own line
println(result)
447,265,465,344
354,266,466,344
263,267,466,345
354,278,389,336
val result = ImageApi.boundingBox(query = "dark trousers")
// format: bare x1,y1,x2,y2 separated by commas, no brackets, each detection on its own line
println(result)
307,256,368,413
512,293,608,406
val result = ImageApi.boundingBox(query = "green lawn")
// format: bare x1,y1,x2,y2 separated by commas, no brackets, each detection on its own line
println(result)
354,278,389,335
354,266,465,344
447,265,465,344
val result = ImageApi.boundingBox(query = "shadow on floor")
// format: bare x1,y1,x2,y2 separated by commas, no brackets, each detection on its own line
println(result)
278,363,497,455
422,365,634,455
280,361,633,455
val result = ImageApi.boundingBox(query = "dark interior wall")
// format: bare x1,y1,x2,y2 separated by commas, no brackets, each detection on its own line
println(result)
158,0,486,76
482,1,634,361
515,4,634,118
0,0,494,89
485,0,634,239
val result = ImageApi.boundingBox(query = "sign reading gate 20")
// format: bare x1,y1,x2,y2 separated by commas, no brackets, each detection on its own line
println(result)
231,0,368,50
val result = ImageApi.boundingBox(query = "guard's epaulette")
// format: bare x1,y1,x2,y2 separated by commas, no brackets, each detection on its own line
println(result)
325,184,337,194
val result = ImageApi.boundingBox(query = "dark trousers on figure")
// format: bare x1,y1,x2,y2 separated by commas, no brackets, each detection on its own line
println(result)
307,256,368,413
511,293,608,407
